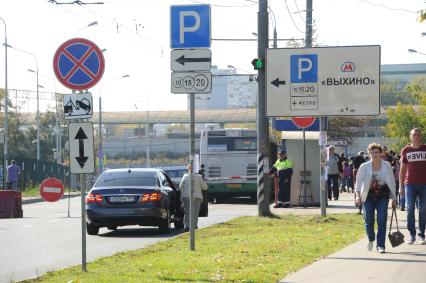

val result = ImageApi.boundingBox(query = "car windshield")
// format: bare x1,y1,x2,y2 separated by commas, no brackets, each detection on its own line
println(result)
165,169,187,178
95,171,157,187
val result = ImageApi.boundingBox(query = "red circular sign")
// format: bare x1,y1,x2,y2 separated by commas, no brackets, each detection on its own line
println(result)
292,117,316,129
53,38,105,90
40,178,64,202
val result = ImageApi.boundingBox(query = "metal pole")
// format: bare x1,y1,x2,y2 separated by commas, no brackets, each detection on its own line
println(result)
257,0,271,216
189,93,195,250
146,98,150,167
99,95,103,173
303,129,307,207
36,68,40,160
80,173,87,271
0,17,8,189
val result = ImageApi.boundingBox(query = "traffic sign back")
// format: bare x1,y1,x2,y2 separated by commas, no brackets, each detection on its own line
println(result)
53,38,105,91
40,178,64,202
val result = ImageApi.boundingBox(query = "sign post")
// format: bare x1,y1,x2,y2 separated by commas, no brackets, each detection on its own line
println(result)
54,37,104,272
292,117,316,208
170,4,211,251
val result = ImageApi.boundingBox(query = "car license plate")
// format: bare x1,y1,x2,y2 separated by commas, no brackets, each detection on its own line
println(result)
226,184,241,188
109,196,135,203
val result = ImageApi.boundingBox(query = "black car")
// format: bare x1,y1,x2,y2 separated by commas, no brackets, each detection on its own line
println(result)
85,168,184,235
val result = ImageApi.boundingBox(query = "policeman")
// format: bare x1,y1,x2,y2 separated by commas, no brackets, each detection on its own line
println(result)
270,150,294,208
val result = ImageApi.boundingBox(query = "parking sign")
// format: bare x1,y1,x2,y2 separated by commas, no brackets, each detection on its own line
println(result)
290,54,318,83
170,5,211,48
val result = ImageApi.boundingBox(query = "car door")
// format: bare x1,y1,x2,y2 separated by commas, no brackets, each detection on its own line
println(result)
159,171,181,218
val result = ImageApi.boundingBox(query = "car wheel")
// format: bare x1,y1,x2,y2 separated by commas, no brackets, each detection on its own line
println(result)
159,211,171,233
86,222,99,235
174,218,184,229
107,226,117,231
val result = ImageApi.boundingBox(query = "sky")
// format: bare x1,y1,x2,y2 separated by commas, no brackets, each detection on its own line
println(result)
0,0,425,113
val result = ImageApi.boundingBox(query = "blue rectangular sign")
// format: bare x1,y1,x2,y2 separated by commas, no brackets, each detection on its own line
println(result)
290,54,318,83
272,119,319,131
170,5,211,48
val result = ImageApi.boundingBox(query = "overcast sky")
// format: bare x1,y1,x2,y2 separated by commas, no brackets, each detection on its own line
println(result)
0,0,424,113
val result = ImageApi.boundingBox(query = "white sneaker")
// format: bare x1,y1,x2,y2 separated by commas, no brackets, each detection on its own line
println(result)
419,236,426,245
377,246,385,253
406,235,415,245
367,241,373,251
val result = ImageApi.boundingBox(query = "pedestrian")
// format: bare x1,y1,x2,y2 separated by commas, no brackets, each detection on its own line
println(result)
355,143,397,253
341,161,351,193
326,145,340,201
399,128,426,245
270,150,293,208
392,154,404,211
6,160,21,191
178,164,208,232
353,151,367,213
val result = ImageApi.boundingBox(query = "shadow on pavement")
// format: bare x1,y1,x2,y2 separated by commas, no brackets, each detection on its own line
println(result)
97,227,183,238
327,256,426,263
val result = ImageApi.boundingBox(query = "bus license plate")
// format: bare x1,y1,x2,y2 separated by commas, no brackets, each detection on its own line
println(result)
226,184,241,188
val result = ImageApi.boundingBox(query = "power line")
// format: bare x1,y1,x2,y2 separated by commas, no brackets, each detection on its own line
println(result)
282,0,305,34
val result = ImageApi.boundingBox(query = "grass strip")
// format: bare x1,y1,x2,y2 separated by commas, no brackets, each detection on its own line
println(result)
25,213,364,283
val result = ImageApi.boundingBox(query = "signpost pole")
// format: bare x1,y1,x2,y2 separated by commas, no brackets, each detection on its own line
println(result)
303,129,307,207
189,93,195,251
80,172,87,271
257,0,271,217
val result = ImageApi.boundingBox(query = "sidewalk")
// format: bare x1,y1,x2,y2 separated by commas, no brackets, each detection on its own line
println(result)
272,193,426,283
22,191,81,205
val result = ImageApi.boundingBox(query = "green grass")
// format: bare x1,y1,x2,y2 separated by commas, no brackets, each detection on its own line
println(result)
24,214,364,283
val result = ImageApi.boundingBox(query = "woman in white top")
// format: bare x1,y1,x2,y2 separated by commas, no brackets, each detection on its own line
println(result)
355,143,397,253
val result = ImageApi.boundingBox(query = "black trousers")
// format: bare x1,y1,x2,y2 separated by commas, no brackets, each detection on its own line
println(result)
278,174,292,203
327,174,339,200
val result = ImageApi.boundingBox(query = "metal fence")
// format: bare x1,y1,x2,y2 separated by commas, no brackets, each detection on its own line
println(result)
3,156,70,190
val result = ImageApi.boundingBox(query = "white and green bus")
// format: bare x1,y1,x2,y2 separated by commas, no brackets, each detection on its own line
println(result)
199,128,257,202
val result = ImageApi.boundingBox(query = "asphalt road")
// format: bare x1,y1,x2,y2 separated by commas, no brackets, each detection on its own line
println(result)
0,196,257,283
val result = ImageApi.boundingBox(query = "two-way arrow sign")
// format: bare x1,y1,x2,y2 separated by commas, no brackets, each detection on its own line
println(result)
171,49,212,71
69,122,94,174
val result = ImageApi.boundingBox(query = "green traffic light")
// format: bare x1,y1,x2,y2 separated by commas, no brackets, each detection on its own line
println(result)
251,58,264,70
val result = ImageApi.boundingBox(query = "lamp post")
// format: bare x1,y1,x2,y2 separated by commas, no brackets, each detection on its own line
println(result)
0,17,8,188
408,48,426,56
74,21,98,36
8,45,40,160
98,74,130,173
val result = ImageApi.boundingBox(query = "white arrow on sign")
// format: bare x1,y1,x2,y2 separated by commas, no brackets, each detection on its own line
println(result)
69,122,94,174
171,49,211,71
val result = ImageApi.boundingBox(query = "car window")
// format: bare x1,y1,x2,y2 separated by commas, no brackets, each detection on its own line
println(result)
158,172,169,187
164,169,187,178
95,171,157,187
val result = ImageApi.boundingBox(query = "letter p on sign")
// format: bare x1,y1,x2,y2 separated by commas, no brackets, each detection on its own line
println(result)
290,54,318,83
170,4,211,48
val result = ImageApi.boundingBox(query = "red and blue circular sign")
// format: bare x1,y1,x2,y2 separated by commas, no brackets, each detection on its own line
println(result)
53,38,105,91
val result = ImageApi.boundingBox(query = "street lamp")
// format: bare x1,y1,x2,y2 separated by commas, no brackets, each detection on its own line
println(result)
408,48,426,56
74,21,98,36
8,45,40,160
98,74,130,173
0,17,8,188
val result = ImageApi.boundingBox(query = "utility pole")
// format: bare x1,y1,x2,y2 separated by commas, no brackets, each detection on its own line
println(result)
257,0,271,216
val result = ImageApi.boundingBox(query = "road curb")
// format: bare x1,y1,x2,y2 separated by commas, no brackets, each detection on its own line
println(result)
22,193,82,205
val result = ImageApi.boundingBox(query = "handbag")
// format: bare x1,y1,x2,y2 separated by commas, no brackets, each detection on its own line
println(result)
388,208,404,248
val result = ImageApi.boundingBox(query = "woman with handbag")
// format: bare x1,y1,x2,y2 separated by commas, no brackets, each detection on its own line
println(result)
355,143,398,253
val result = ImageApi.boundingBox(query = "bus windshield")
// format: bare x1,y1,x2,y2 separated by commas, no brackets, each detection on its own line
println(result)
207,136,256,152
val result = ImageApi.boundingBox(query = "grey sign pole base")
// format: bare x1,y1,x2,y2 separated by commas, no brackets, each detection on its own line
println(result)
80,173,87,271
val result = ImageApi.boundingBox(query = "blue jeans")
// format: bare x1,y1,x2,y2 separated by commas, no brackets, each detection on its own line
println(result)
405,184,426,238
363,197,389,248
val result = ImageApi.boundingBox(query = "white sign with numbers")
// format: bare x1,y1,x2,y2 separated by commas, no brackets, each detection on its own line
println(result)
171,71,211,94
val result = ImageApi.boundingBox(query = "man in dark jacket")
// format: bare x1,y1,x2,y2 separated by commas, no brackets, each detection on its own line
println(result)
270,150,293,208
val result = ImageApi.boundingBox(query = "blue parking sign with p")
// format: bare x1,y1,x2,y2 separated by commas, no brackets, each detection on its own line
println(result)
170,5,211,48
290,54,318,83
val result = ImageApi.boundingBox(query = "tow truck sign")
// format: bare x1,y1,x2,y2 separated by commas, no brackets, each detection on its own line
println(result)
63,92,93,120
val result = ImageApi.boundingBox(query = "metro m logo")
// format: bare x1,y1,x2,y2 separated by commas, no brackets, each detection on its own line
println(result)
170,5,211,48
290,54,318,83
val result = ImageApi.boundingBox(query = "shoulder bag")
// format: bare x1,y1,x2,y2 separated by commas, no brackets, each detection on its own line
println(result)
388,208,404,248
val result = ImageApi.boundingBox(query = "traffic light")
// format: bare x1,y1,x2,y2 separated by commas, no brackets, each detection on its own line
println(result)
251,58,265,70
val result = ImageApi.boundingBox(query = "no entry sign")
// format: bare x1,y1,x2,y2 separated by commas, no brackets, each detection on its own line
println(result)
40,178,64,202
53,38,105,91
292,117,316,129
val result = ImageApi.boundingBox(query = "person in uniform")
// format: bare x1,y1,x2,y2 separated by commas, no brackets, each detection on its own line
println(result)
270,150,293,208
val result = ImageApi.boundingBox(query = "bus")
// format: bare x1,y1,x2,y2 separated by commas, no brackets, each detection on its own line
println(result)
199,128,257,202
